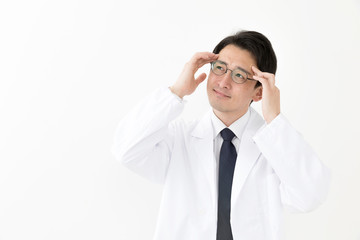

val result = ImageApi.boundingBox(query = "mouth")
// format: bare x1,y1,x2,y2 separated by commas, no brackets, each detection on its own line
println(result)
213,89,231,98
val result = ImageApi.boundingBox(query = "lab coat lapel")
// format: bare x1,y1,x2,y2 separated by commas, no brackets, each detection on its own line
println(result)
231,108,265,210
190,108,265,211
190,110,217,207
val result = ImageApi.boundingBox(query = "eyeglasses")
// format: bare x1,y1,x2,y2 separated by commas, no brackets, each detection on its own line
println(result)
210,60,257,84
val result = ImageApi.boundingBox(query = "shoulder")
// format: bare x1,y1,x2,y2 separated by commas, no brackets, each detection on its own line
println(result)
245,107,266,135
249,107,265,126
169,110,213,138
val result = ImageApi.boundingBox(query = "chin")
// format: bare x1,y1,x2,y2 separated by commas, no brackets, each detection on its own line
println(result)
208,100,231,113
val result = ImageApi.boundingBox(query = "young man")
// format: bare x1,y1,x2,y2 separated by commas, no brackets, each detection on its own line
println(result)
112,31,331,240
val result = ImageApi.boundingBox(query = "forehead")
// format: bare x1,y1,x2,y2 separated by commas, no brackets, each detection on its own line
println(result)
218,44,257,71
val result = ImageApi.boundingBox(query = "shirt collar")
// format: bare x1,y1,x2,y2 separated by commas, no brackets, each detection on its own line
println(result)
210,108,250,140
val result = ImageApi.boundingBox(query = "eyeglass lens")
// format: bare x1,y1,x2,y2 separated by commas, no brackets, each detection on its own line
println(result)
211,61,248,83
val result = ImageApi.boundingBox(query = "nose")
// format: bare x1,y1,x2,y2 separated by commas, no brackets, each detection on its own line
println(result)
218,70,233,89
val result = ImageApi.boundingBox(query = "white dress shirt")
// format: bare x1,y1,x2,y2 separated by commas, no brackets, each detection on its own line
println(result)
210,109,250,187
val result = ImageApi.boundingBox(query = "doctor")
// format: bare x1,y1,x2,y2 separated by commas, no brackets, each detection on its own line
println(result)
112,30,331,240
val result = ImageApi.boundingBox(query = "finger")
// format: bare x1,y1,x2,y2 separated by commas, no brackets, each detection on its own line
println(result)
195,72,207,85
251,65,263,76
252,65,273,78
193,52,217,61
198,51,219,60
251,66,276,85
192,52,219,66
186,52,218,75
252,75,270,88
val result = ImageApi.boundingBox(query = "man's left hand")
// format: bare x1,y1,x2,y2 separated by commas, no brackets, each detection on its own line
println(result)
251,66,281,124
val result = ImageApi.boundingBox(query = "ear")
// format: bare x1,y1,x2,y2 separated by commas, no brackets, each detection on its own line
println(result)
252,86,262,102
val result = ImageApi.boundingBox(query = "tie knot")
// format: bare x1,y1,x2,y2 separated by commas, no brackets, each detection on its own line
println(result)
220,128,235,141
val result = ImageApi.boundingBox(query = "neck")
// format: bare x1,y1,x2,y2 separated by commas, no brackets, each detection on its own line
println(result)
213,107,249,127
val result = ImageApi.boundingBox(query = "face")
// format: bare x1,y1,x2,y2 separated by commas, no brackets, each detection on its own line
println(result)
207,44,262,119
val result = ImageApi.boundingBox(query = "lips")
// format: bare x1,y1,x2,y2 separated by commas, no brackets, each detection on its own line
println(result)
213,89,231,98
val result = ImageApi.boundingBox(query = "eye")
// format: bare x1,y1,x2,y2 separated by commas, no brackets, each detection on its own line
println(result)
235,73,245,79
216,66,224,71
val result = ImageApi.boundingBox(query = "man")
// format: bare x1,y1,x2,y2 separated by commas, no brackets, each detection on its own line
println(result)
112,30,331,240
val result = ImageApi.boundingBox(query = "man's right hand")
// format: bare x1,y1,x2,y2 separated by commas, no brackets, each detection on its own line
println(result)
169,52,219,98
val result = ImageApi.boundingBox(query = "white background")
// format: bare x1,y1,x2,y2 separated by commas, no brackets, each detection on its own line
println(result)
1,0,360,239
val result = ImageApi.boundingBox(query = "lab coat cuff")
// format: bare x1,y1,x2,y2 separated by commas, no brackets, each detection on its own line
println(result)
166,87,187,104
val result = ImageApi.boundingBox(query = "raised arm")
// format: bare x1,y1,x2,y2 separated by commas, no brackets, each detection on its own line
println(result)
111,52,218,183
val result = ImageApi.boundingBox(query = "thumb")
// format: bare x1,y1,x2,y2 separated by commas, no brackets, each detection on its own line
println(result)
195,73,207,85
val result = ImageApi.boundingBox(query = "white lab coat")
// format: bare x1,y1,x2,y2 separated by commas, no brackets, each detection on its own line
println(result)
112,87,331,240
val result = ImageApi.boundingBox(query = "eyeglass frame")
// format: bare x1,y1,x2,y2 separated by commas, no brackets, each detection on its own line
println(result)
210,60,258,84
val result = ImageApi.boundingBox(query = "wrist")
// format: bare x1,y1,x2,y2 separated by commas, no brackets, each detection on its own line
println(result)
169,86,185,99
265,112,280,124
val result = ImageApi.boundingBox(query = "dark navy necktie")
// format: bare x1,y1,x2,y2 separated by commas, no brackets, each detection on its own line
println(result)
216,128,237,240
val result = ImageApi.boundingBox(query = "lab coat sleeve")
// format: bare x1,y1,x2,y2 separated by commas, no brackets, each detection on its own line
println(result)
252,113,331,213
111,87,185,184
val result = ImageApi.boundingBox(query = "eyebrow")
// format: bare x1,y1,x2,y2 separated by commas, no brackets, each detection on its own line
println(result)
217,60,252,75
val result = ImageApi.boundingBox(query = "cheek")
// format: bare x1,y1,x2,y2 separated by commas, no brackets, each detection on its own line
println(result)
207,75,216,88
232,85,255,99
